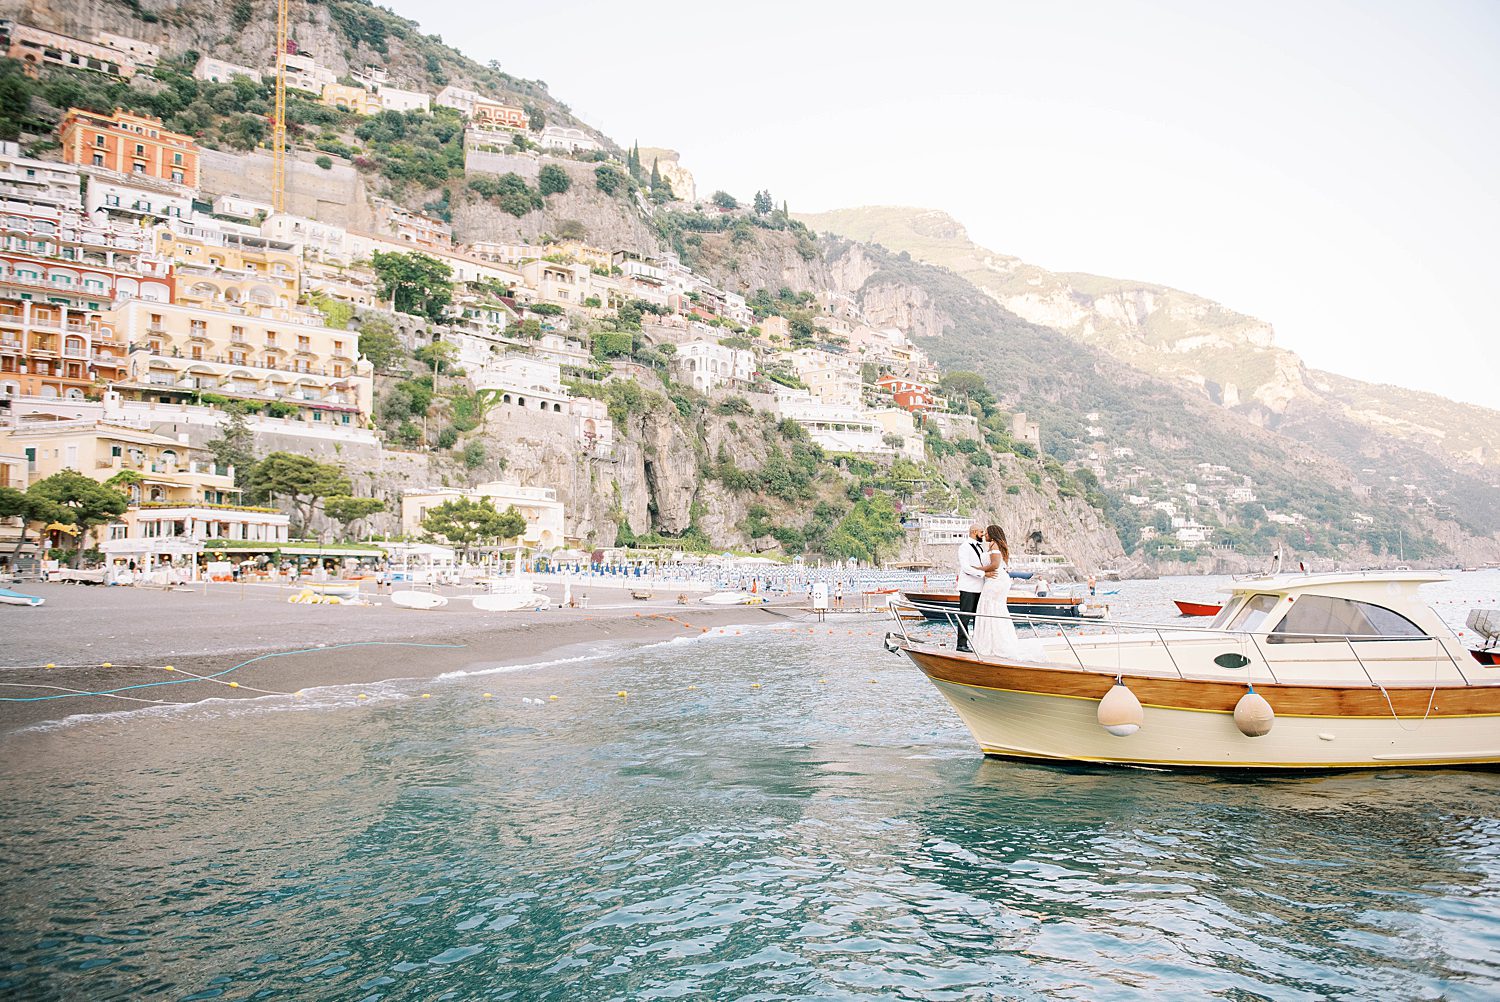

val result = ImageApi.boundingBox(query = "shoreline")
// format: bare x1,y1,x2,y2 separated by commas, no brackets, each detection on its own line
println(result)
0,582,830,734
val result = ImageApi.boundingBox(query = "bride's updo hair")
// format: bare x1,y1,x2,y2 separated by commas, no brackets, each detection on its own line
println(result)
986,525,1009,562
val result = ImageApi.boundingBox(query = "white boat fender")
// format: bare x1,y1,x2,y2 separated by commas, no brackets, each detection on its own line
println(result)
1097,680,1143,737
1233,686,1275,737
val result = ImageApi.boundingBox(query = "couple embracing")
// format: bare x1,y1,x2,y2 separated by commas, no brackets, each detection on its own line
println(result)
955,523,1021,659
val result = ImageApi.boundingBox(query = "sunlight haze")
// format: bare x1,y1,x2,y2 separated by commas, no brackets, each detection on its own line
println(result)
391,0,1500,407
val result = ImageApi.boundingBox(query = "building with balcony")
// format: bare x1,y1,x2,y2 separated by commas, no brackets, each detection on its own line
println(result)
155,219,300,312
84,171,195,225
61,109,199,187
875,374,937,414
96,32,158,68
193,55,260,83
0,300,126,399
435,86,529,130
274,52,336,95
673,339,755,392
788,348,863,407
538,125,601,153
375,85,430,114
0,143,83,208
372,199,452,252
0,418,288,563
473,354,568,414
109,299,374,421
2,20,136,78
321,82,381,116
401,480,566,550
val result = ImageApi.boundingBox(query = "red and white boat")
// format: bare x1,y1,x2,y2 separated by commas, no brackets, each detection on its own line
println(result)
1174,599,1223,617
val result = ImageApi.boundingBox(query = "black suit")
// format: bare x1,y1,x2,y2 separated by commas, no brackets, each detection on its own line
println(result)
956,588,981,652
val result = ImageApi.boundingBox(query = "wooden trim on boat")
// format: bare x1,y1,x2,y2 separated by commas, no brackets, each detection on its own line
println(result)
978,745,1500,769
905,644,1500,719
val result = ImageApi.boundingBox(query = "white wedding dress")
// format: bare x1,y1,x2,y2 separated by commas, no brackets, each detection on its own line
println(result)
972,559,1021,660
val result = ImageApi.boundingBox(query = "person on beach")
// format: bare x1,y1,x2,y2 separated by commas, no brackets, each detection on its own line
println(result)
972,525,1021,660
954,524,987,653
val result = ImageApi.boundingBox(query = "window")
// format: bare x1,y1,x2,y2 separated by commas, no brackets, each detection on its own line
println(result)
134,144,145,155
93,154,104,167
1225,594,1279,633
95,135,105,147
1269,597,1428,644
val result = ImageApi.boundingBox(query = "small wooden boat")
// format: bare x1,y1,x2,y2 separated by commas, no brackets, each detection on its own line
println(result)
1174,599,1223,617
900,590,1084,620
890,572,1500,770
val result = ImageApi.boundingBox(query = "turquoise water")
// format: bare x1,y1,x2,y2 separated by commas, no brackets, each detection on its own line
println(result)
4,585,1500,1000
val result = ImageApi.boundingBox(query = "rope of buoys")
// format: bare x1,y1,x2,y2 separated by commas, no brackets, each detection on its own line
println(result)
0,641,467,703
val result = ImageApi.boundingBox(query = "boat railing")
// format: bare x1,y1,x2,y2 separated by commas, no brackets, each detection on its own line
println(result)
887,599,1474,687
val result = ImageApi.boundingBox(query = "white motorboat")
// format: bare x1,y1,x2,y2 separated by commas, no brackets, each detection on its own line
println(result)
391,591,448,610
888,572,1500,770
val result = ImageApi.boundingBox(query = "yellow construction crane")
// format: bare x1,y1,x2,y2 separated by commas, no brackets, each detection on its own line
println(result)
271,0,289,212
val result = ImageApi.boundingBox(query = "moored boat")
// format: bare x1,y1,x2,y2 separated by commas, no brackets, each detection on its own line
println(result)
900,590,1085,620
889,572,1500,770
1174,599,1223,617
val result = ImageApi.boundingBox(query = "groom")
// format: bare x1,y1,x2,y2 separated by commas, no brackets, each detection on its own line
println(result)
954,523,987,652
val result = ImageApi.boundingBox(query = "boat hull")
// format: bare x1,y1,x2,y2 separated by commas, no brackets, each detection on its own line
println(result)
905,645,1500,770
1174,600,1222,617
902,591,1083,620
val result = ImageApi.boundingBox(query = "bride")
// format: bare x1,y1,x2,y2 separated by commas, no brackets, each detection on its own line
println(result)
972,524,1022,659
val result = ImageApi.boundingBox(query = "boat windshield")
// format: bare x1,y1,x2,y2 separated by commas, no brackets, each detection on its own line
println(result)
1208,597,1243,629
1224,593,1279,632
1267,595,1428,644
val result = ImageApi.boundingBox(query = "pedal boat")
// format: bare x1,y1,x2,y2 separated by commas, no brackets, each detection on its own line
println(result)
888,572,1500,770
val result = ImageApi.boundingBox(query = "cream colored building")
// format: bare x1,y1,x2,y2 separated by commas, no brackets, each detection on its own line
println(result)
402,481,567,550
788,348,863,407
321,82,381,116
155,220,301,312
0,418,288,562
109,299,374,422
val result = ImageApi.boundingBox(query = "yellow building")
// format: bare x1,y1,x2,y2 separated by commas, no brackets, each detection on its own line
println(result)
320,82,382,116
0,419,288,564
108,299,374,423
155,221,301,312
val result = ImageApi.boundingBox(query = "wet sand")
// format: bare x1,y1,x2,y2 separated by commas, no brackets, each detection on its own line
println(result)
0,581,816,733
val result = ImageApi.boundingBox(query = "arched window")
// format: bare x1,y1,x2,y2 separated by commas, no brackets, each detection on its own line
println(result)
502,394,511,404
64,387,84,400
553,403,562,413
1269,596,1427,644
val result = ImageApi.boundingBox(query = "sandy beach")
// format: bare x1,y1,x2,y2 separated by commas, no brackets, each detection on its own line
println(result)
0,581,824,733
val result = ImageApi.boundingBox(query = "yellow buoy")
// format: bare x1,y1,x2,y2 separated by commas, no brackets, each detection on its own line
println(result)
421,693,432,699
617,690,628,698
45,663,54,669
548,694,558,701
163,666,175,672
483,693,493,699
357,693,368,699
101,662,113,668
817,679,827,684
228,682,239,688
751,682,762,688
1097,682,1144,737
686,685,698,690
1233,688,1275,737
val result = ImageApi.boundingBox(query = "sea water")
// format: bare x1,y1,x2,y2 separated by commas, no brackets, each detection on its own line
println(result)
2,574,1499,1000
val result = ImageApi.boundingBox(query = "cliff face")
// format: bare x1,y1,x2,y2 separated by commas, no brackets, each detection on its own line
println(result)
800,206,1500,548
451,161,662,253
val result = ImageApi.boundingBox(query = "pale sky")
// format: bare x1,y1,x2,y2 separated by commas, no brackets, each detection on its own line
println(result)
393,0,1500,407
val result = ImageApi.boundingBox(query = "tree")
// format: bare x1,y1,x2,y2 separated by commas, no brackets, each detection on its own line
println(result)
461,440,487,470
711,190,739,210
205,406,257,486
1,485,61,561
370,250,453,322
314,155,333,170
595,165,626,195
538,164,570,196
25,472,129,565
420,496,518,560
556,219,587,240
246,452,350,535
323,495,385,539
753,189,774,215
355,316,401,372
524,103,545,131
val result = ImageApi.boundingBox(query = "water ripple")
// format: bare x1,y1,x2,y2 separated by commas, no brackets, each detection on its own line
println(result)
2,630,1499,1000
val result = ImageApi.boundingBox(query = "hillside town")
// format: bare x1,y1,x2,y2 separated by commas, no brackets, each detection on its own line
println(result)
0,17,1020,576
